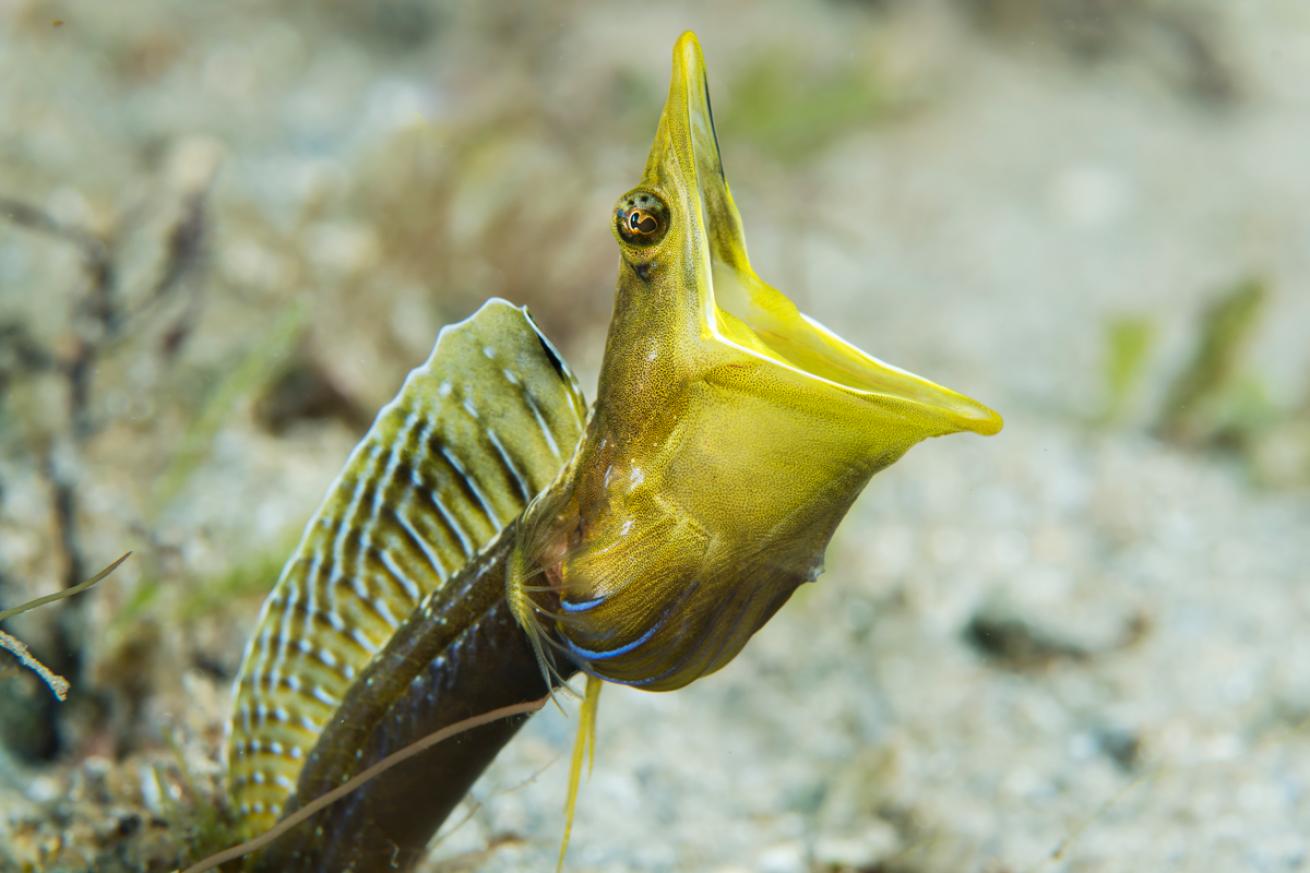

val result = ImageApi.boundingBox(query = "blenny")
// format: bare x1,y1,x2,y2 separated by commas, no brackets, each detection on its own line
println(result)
223,31,1001,872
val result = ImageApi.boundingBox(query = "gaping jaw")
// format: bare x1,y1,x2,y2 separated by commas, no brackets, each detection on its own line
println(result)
641,32,1002,437
523,32,1004,695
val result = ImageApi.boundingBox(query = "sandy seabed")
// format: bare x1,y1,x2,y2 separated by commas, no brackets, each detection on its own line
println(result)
1,2,1308,871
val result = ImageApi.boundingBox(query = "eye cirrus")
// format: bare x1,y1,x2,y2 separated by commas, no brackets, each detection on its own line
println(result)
615,191,668,246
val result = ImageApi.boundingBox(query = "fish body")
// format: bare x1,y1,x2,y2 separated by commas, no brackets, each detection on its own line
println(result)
223,32,1000,872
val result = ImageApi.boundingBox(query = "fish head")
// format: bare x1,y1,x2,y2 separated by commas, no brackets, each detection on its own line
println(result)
518,32,1001,691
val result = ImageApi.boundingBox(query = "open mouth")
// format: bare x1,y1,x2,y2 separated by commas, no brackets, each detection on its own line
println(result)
708,261,1002,435
660,33,1002,437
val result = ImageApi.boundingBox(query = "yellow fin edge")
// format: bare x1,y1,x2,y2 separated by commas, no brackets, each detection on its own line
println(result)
557,673,603,872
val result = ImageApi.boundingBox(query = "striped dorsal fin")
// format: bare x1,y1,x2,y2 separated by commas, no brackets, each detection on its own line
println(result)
224,299,587,836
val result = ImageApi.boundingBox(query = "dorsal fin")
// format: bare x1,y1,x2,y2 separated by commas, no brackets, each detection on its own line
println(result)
225,299,587,837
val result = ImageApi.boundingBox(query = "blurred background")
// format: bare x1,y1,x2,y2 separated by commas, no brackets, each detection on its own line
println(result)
1,1,1308,870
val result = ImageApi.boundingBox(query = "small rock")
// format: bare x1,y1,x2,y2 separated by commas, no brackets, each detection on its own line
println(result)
813,820,900,868
755,841,806,873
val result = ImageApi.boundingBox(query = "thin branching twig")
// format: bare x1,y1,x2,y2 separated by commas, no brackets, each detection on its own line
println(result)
0,175,212,751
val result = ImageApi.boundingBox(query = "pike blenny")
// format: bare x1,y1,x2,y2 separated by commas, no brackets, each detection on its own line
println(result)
223,31,1000,873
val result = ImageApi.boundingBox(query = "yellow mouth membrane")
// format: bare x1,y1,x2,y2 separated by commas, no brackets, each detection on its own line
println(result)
674,33,1000,436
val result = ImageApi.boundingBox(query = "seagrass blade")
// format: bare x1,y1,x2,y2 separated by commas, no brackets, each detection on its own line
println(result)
225,299,586,836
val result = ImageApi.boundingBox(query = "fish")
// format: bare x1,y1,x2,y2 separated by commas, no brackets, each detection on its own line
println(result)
222,31,1001,873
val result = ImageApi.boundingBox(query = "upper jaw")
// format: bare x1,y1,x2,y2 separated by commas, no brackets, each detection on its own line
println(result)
647,32,1002,437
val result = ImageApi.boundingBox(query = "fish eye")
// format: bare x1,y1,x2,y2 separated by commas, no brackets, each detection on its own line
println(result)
614,191,668,246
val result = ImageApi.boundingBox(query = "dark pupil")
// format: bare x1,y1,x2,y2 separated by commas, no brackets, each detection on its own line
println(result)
628,210,659,235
